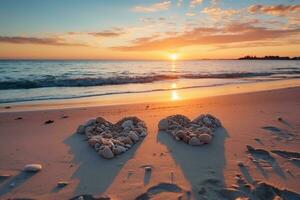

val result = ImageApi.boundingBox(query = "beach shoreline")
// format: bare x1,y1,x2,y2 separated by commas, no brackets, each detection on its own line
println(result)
1,78,300,113
0,85,299,199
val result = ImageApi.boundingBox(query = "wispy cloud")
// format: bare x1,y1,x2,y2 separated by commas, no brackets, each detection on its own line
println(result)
202,7,240,19
88,30,124,37
112,22,300,51
248,4,300,16
190,0,203,8
132,1,171,13
186,12,196,16
0,36,87,46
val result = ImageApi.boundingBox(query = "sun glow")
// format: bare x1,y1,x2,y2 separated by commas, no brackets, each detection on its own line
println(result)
169,54,178,61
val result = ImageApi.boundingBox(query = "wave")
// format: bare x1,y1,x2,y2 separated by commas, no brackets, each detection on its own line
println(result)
1,71,300,90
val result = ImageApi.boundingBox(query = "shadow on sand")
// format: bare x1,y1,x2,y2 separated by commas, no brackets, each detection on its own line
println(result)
64,133,142,197
157,128,228,199
0,172,35,197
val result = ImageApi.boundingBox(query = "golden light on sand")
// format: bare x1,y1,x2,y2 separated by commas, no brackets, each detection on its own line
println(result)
169,54,178,61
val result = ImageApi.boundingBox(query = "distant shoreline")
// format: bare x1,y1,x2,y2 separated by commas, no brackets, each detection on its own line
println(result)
238,56,300,60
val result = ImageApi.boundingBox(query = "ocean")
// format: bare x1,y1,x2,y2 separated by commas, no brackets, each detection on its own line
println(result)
0,60,299,104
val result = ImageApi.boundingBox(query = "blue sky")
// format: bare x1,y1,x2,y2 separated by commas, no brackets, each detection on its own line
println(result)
0,0,296,34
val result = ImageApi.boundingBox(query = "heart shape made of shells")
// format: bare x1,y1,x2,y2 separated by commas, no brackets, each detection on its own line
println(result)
158,114,222,145
76,116,147,159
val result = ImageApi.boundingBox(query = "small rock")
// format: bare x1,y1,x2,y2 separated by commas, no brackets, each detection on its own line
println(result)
57,181,68,187
237,161,244,167
128,131,139,143
44,120,54,124
76,125,86,134
84,119,96,127
0,174,11,181
189,137,202,146
199,133,212,144
23,164,42,172
99,146,114,159
145,166,152,172
15,117,23,120
113,145,126,155
158,119,169,130
121,120,133,129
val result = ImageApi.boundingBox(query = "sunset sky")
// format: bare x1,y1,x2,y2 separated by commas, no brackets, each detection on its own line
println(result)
0,0,299,60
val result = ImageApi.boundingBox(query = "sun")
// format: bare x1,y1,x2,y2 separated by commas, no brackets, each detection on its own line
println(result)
169,54,178,61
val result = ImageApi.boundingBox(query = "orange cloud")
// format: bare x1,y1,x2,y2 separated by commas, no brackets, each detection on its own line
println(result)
0,36,87,46
190,0,203,8
132,1,171,13
112,23,300,51
202,7,240,19
248,4,300,16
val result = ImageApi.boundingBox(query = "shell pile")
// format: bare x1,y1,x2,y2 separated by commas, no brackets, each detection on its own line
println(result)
76,116,147,159
158,114,222,146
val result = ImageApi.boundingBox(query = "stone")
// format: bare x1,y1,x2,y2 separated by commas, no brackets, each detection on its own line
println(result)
23,164,42,172
85,126,94,136
139,131,147,137
189,137,202,146
182,135,191,143
77,125,85,134
113,145,126,155
94,143,101,151
203,117,212,126
121,120,133,129
84,119,96,127
128,131,139,143
57,181,69,187
119,136,133,145
145,166,152,171
199,134,212,144
44,120,54,124
99,146,114,159
96,117,106,124
88,138,98,147
158,119,169,130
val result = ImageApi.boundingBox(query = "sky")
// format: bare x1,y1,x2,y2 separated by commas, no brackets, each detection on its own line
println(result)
0,0,299,60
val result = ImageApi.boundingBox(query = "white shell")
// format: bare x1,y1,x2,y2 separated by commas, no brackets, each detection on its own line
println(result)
23,164,42,172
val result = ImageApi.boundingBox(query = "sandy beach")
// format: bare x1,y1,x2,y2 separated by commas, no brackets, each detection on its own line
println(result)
0,85,299,200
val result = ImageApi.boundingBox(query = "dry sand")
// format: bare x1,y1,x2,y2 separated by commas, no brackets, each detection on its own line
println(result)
0,86,300,199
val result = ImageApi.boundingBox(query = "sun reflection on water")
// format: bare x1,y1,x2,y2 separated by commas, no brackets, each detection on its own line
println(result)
171,82,180,100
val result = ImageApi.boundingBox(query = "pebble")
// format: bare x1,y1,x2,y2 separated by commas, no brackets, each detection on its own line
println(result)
44,120,54,124
145,166,152,172
128,131,139,143
189,137,202,146
237,161,244,167
99,146,114,159
121,120,133,129
76,125,85,134
23,164,42,172
199,134,212,144
57,181,69,187
158,119,169,130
